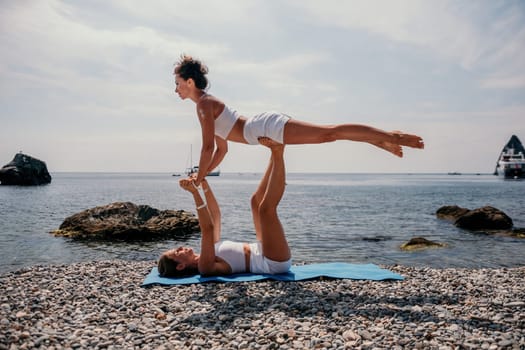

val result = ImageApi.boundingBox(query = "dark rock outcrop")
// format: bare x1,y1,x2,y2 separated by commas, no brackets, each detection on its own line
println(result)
511,228,525,238
400,237,447,251
0,153,51,186
436,205,514,231
436,205,470,221
455,206,513,230
52,202,200,240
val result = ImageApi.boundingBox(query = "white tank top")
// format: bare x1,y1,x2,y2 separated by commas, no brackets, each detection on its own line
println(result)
214,105,239,139
214,240,245,273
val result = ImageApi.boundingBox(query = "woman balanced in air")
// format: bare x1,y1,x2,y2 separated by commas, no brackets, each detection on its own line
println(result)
174,54,424,186
158,138,291,277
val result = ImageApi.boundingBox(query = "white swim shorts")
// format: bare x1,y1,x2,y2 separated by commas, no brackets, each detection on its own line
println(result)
249,241,292,274
243,112,291,145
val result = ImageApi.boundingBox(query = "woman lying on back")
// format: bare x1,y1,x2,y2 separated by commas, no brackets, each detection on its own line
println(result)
158,138,291,276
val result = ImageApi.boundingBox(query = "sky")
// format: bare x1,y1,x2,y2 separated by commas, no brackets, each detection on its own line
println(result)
1,0,524,174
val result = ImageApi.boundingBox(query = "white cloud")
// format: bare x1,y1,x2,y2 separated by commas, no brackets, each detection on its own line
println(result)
480,75,525,90
1,0,523,173
294,0,525,89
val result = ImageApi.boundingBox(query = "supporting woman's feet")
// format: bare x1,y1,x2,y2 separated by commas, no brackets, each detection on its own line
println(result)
258,137,284,151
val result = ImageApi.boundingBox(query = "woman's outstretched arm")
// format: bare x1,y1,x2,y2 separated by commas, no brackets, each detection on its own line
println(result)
206,136,228,175
195,99,216,186
200,179,221,243
179,178,229,275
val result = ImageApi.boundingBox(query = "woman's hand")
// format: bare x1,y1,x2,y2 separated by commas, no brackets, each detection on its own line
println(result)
179,178,199,193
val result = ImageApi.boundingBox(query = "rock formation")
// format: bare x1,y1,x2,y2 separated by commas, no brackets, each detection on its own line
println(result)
400,237,447,251
436,205,470,221
455,206,513,230
52,202,200,240
0,153,52,185
436,205,514,231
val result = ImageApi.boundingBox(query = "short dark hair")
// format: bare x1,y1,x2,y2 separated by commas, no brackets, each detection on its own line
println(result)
157,254,198,277
174,54,209,90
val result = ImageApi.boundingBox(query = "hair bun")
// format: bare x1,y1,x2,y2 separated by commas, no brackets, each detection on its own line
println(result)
175,54,209,90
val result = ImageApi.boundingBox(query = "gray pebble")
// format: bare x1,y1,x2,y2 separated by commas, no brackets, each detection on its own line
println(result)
0,260,524,349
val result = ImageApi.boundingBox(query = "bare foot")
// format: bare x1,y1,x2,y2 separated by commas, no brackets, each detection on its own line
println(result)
391,131,425,149
258,137,284,150
370,140,403,157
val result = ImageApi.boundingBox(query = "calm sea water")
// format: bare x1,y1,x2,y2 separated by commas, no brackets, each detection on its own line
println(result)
0,173,524,273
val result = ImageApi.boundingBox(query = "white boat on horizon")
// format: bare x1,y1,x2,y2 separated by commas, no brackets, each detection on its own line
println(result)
495,135,525,179
186,165,220,177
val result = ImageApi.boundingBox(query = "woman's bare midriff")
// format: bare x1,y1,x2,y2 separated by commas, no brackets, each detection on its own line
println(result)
225,117,249,144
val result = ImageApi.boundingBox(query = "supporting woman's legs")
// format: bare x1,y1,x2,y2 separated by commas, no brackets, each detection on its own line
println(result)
252,137,291,262
251,155,273,242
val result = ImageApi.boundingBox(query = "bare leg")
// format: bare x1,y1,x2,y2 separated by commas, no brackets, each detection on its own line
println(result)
283,120,424,157
253,137,291,262
250,151,273,242
369,141,403,157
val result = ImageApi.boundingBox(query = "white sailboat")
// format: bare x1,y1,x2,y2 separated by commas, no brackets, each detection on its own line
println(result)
185,145,220,177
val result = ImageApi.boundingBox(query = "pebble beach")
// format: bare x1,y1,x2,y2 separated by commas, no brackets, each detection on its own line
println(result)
1,261,524,349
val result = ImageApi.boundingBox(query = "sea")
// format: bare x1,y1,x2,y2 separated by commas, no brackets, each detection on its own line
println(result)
0,172,524,274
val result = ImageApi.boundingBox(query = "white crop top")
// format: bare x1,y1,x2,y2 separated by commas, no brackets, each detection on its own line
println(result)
214,240,246,273
214,105,239,139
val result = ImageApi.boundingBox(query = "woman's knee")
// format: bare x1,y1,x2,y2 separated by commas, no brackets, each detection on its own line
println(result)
317,126,338,143
251,192,261,211
328,126,342,141
258,201,277,218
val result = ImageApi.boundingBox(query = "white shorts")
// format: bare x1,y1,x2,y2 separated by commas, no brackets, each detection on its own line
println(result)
248,241,292,274
243,112,291,145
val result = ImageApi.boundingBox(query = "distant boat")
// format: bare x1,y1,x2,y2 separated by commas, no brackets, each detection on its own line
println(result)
494,135,525,179
184,145,220,177
447,172,461,176
186,165,220,177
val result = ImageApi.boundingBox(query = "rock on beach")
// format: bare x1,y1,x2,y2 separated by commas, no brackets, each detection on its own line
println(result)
1,260,524,349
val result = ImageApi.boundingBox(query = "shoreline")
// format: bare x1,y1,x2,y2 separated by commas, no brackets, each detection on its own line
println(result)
1,261,524,349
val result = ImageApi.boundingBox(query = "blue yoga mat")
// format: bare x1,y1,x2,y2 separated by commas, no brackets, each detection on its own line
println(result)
141,262,403,286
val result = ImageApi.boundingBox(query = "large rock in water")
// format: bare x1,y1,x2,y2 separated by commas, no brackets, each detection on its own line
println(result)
52,202,200,240
436,205,514,230
0,153,52,185
455,206,513,230
436,205,470,221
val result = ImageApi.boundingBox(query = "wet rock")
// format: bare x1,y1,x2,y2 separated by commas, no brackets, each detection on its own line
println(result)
437,205,515,232
455,206,513,230
436,205,470,221
0,153,51,186
400,237,447,251
510,228,525,238
51,202,200,240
